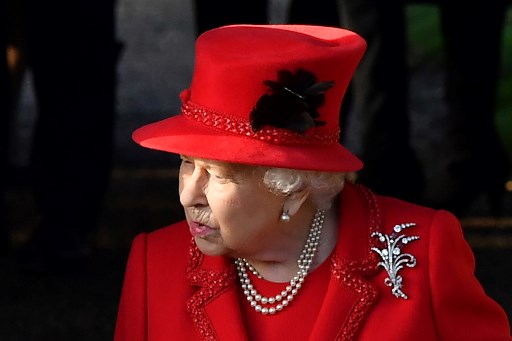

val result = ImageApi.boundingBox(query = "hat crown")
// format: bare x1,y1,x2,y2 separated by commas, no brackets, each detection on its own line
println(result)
187,25,366,135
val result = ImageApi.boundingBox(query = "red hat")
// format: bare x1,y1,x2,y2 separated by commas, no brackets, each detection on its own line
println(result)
133,24,366,172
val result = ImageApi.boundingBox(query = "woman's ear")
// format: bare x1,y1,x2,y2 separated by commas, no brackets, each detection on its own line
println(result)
282,187,311,217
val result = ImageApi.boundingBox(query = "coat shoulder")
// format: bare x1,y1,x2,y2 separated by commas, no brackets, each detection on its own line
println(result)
147,220,190,243
145,220,192,269
378,194,435,221
375,193,452,235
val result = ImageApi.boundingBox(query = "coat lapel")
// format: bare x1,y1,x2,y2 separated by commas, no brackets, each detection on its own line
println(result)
310,184,383,341
186,239,248,341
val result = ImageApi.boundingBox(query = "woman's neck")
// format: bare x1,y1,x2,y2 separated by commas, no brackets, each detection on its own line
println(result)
241,203,339,283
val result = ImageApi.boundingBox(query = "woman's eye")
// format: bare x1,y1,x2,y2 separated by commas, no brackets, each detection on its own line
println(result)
207,169,232,182
180,158,193,165
208,171,224,180
179,159,194,174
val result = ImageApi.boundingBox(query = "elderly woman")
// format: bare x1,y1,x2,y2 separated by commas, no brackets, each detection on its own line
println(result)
114,25,511,340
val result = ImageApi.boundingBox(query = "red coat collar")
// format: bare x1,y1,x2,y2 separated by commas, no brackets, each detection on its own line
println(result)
185,183,383,341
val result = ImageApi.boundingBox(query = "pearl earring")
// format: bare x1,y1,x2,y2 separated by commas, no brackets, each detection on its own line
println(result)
280,210,290,222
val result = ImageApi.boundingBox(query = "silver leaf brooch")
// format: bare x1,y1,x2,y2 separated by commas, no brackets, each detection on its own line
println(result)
371,223,420,299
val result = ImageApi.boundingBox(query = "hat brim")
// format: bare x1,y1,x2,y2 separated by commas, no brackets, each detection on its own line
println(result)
133,114,363,172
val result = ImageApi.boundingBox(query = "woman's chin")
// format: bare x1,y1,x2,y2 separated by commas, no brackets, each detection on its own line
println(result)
194,235,227,257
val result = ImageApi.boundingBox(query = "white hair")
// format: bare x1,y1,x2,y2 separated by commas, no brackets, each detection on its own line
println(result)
262,167,346,210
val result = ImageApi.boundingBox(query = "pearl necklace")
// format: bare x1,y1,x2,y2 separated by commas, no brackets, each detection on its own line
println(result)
235,209,325,315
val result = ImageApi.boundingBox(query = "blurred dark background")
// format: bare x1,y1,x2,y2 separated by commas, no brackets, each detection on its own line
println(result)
1,1,511,340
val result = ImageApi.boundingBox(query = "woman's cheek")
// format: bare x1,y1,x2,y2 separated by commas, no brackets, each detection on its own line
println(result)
208,182,243,208
213,195,244,216
220,197,243,209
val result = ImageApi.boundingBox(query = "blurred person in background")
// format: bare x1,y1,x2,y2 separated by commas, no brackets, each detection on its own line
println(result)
0,0,122,272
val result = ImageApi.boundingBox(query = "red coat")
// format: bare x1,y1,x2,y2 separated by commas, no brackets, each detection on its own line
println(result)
114,184,511,340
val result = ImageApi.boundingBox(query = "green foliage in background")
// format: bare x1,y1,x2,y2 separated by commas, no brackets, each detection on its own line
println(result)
406,5,512,155
499,11,512,153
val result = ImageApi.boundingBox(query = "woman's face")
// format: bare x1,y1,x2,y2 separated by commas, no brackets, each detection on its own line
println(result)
178,155,286,258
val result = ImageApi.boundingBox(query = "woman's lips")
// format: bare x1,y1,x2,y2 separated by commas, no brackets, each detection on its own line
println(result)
189,221,216,237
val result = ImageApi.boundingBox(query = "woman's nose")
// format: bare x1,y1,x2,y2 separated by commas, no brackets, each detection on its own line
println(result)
179,167,208,207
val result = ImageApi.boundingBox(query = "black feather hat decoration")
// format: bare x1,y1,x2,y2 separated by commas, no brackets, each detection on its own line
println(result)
250,68,335,134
